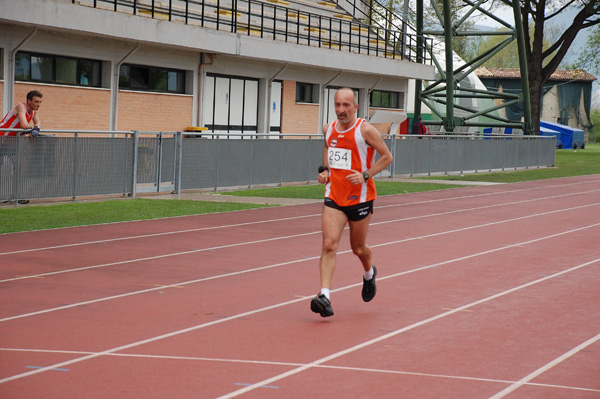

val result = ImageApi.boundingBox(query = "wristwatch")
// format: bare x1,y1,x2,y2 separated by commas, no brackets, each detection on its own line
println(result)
362,171,370,181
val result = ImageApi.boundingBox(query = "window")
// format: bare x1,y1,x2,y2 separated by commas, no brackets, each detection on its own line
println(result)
15,52,101,87
119,64,185,93
370,90,402,109
296,82,318,103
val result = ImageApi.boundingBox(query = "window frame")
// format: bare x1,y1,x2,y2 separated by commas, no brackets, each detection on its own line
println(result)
296,82,318,104
370,89,402,109
15,51,102,88
119,63,186,94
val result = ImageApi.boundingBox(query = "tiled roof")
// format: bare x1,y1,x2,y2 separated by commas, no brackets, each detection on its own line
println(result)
475,67,596,81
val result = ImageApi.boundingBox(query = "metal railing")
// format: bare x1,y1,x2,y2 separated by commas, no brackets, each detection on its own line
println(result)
70,0,433,63
1,128,555,202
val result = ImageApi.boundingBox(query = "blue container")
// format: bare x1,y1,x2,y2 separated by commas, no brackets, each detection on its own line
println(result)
540,121,585,149
539,126,562,148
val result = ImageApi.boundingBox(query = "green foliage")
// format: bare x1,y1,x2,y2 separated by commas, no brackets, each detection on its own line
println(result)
478,26,559,68
572,25,600,77
591,110,600,142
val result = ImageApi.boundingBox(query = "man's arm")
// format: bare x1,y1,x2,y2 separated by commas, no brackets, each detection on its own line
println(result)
318,123,331,184
345,122,393,185
361,122,393,178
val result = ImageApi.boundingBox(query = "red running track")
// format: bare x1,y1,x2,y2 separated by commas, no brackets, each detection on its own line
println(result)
1,175,599,398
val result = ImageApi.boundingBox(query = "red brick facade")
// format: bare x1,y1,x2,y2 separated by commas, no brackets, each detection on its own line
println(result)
9,83,193,132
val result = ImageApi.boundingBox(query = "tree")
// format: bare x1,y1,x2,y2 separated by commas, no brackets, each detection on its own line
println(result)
477,25,561,68
505,0,600,133
572,25,600,75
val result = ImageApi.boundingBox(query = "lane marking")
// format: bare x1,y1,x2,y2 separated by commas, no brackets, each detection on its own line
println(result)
3,348,599,394
488,331,600,399
234,382,278,389
25,365,69,372
2,209,599,323
215,258,600,398
0,254,598,385
2,191,599,285
2,179,599,257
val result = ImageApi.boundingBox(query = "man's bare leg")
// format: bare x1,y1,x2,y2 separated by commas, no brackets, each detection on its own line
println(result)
319,205,348,291
349,213,372,272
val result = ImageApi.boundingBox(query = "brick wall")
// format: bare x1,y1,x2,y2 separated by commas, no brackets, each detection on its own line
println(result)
13,83,111,130
118,91,193,132
281,80,320,135
11,83,194,132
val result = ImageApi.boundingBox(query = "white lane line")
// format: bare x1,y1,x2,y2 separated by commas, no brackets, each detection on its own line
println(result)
2,348,599,394
1,256,598,386
1,206,599,322
215,257,600,398
488,332,600,399
2,189,599,285
2,179,598,257
0,214,319,256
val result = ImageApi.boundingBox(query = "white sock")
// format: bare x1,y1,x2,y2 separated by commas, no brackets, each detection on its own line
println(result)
320,288,330,300
363,266,374,281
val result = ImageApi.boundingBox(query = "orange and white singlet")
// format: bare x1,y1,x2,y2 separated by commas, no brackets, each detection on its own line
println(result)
0,103,33,137
324,118,376,206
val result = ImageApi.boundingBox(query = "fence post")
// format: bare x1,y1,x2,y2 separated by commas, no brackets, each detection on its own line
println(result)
71,133,79,201
132,131,139,198
173,131,183,194
389,134,396,178
156,132,163,193
14,135,22,201
249,135,254,188
279,137,284,186
307,135,312,184
214,136,220,191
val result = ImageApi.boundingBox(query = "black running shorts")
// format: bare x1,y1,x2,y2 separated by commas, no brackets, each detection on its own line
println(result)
324,198,374,221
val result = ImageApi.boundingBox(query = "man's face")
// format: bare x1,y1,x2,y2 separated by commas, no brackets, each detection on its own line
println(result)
28,96,43,111
334,90,358,124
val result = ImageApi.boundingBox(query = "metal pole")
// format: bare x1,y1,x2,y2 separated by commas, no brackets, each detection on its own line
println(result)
443,0,455,132
14,135,22,201
173,132,183,194
156,132,163,193
72,133,79,201
132,131,139,198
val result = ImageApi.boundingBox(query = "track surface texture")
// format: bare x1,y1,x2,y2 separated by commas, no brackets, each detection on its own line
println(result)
1,175,599,398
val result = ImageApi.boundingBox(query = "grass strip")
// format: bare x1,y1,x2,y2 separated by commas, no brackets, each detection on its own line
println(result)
0,199,271,234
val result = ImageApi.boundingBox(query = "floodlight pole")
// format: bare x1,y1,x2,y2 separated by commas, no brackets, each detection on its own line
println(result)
512,1,534,135
413,0,424,120
443,0,455,132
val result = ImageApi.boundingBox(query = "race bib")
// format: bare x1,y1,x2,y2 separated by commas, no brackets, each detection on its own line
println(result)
328,147,351,170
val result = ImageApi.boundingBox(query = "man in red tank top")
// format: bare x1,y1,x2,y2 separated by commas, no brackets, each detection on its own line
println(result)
1,90,43,204
310,88,393,317
0,90,43,136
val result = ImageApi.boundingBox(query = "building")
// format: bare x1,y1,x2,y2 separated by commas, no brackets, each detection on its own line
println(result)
1,0,435,136
476,67,596,141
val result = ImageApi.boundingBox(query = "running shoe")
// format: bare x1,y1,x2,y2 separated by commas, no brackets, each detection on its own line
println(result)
361,265,377,302
310,294,334,317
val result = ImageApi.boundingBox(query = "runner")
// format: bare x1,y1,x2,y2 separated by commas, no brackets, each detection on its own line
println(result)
310,87,393,317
